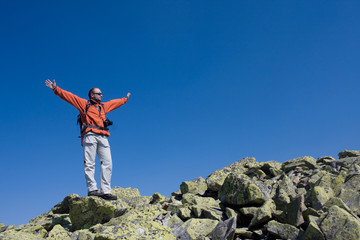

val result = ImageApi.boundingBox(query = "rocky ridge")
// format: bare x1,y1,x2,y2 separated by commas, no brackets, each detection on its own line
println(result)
1,150,360,239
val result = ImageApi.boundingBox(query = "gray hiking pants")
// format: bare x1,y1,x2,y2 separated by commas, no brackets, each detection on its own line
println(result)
82,132,113,194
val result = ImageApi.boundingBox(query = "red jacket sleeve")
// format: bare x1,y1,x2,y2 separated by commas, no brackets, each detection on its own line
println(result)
103,98,128,113
53,86,88,112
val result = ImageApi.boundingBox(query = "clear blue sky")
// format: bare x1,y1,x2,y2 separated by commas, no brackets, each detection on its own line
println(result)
1,1,360,226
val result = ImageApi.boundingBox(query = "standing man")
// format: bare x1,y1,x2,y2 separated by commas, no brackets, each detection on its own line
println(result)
45,79,130,200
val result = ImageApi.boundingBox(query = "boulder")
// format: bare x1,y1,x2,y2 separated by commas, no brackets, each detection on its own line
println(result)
282,156,317,173
273,174,297,209
266,220,300,240
69,196,128,230
180,177,208,195
218,173,267,206
173,218,219,240
71,229,95,240
300,220,325,240
90,203,175,239
47,224,72,240
248,199,276,228
206,157,257,191
208,216,237,240
319,205,360,240
338,149,360,159
339,174,360,215
0,230,45,240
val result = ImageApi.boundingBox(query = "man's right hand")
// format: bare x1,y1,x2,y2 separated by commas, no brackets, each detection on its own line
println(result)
45,79,56,90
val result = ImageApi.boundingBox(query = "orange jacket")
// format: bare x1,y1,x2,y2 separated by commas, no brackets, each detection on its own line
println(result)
53,86,128,136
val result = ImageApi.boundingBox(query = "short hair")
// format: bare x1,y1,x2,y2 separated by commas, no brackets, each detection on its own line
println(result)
88,88,96,99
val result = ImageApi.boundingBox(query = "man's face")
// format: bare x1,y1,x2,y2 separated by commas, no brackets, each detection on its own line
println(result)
91,88,103,102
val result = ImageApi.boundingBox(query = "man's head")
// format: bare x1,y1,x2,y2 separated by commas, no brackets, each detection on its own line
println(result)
88,88,103,102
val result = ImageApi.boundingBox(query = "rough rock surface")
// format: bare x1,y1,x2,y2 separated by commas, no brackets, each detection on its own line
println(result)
2,150,360,239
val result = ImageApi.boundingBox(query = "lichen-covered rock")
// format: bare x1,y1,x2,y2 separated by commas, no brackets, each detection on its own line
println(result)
248,199,276,228
218,173,267,206
338,149,360,159
28,210,54,231
266,220,300,240
274,174,297,209
278,194,305,227
234,228,255,239
90,203,175,239
301,220,325,240
258,161,283,178
69,196,128,230
91,221,175,240
52,214,72,231
319,205,360,240
310,186,334,210
180,177,208,195
52,194,80,214
208,217,237,240
173,218,219,240
166,214,184,231
71,229,95,240
0,230,44,240
323,197,357,218
282,156,317,173
149,192,168,205
206,157,257,191
47,224,72,240
339,174,360,215
3,223,47,238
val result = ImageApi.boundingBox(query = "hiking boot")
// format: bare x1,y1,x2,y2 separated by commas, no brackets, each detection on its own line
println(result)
100,193,117,200
88,190,102,197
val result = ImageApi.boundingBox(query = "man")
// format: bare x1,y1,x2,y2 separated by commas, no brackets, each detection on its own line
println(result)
45,79,130,200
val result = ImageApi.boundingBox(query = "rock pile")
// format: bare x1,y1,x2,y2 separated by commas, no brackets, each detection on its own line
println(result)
1,150,360,239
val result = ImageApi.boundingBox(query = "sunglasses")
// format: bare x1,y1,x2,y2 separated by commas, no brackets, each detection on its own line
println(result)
93,92,103,96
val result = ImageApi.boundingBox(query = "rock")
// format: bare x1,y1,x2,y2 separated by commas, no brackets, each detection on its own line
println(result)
258,161,283,178
91,221,175,239
319,205,360,239
248,199,276,228
52,214,72,231
310,186,334,210
280,194,305,226
225,207,238,219
206,157,257,191
323,197,357,218
274,174,297,209
300,220,325,240
47,224,72,240
339,174,360,215
208,216,237,240
338,149,360,159
149,192,168,205
218,173,267,206
180,177,208,195
234,228,255,239
52,194,79,214
91,203,175,239
173,218,219,240
266,220,301,240
166,214,184,231
0,230,45,240
71,229,95,240
282,156,317,173
69,196,128,230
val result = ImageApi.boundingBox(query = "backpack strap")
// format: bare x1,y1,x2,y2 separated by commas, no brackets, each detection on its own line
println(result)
79,100,109,135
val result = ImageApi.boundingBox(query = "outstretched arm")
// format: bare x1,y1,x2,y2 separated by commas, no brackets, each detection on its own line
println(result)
45,79,57,90
45,79,87,111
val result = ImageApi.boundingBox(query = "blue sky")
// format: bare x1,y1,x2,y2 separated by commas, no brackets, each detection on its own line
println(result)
1,1,360,226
